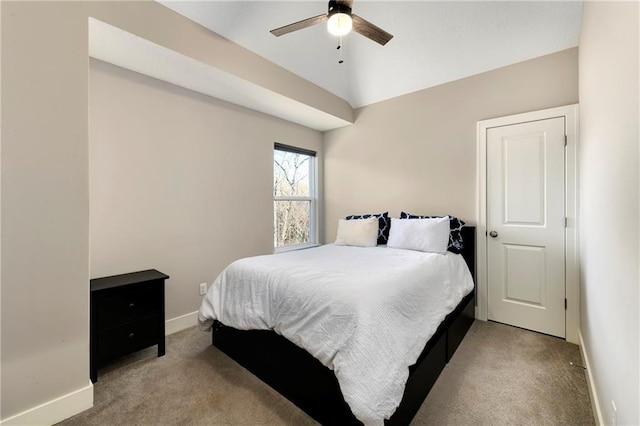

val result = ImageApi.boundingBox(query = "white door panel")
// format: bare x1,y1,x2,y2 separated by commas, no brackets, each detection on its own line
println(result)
504,134,545,225
504,244,545,306
487,117,566,338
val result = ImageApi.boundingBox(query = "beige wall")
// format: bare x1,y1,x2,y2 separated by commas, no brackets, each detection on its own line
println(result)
2,2,91,420
90,59,322,319
323,48,579,241
578,2,639,425
0,0,335,421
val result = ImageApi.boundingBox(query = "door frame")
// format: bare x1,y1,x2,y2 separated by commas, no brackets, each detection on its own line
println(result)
476,104,580,344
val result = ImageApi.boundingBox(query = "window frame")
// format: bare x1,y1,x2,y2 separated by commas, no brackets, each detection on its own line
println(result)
273,143,318,252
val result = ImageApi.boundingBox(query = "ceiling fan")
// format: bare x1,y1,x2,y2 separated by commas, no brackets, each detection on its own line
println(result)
270,0,393,46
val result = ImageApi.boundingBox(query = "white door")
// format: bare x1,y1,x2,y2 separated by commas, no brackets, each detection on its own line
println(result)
487,117,566,338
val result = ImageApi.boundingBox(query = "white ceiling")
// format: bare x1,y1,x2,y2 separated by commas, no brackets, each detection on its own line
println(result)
159,1,583,109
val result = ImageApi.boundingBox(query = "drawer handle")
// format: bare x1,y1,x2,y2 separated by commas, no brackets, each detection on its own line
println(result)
128,333,135,339
128,302,135,309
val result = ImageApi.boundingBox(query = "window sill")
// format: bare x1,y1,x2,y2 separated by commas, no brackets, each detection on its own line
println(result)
274,243,321,254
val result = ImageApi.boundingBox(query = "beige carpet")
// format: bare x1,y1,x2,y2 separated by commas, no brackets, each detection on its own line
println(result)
59,321,593,425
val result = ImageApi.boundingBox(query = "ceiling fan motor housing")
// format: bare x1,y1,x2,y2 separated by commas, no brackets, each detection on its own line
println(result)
328,0,352,17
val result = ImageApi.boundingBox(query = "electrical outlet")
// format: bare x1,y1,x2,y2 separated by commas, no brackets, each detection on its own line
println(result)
199,282,207,296
610,400,617,426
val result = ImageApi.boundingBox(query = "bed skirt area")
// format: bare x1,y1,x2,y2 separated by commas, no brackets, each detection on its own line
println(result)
212,292,474,426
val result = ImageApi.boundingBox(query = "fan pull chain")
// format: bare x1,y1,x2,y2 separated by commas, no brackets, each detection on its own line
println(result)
337,35,344,64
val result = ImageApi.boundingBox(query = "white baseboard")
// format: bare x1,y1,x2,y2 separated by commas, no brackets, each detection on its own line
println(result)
579,329,604,425
0,313,197,425
0,381,93,425
165,311,198,335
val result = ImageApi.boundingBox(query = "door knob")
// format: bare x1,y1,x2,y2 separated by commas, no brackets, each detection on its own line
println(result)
489,230,498,238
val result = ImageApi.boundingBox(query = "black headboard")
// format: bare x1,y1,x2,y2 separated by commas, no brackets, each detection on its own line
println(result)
460,226,476,284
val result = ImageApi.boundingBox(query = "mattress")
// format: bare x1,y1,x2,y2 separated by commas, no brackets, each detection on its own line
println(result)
199,244,474,425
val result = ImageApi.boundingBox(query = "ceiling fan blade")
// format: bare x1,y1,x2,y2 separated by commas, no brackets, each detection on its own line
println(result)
270,14,328,37
351,14,393,46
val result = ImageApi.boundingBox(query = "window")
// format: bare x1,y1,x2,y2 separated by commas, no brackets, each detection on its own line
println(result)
273,143,317,250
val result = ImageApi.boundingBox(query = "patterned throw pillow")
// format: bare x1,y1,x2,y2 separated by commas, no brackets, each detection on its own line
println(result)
345,212,390,245
399,212,466,254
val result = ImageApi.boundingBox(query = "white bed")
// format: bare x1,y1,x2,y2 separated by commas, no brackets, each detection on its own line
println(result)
199,244,473,425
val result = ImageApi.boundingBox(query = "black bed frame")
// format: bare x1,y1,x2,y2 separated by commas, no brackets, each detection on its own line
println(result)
212,226,476,425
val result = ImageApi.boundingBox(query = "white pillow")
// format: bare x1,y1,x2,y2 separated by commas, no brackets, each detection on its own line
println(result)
387,216,450,253
335,217,379,247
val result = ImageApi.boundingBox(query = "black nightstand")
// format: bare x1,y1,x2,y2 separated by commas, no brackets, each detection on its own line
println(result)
90,269,169,383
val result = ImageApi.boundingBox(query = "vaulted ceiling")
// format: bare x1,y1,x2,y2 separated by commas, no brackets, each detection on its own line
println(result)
159,1,583,109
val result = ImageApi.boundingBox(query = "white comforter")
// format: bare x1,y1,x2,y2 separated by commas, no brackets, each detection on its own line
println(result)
198,244,473,425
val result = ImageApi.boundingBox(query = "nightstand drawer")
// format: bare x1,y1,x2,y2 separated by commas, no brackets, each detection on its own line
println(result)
97,315,161,364
95,281,161,329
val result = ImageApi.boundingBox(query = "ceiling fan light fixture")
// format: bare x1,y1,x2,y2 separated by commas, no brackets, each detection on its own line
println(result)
270,0,392,46
327,12,352,36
